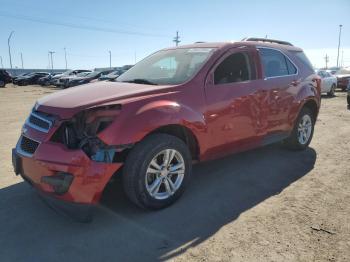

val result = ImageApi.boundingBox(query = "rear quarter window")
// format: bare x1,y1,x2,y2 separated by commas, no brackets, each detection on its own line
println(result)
294,51,314,71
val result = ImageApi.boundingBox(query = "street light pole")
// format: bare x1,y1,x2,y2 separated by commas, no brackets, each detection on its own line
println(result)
109,50,112,68
336,24,343,68
0,56,3,68
48,51,55,70
7,31,14,69
64,47,67,69
20,52,24,69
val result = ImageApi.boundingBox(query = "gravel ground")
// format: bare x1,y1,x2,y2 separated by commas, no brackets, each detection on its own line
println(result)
0,84,349,262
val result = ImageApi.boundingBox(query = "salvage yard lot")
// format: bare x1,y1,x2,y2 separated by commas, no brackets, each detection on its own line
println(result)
0,84,349,262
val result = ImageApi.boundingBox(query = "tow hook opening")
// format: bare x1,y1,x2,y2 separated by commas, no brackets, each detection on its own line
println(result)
41,172,74,195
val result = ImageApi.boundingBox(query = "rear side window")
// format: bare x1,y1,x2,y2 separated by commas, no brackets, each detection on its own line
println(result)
259,48,297,78
214,52,255,85
294,51,314,71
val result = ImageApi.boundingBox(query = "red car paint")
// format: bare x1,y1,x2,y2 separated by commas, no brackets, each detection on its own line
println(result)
13,41,321,206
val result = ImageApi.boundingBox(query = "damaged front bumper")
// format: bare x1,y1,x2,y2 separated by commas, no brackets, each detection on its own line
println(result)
12,136,122,221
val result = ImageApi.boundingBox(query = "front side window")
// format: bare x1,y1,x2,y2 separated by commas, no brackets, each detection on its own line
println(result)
259,48,297,78
117,48,216,85
214,52,254,84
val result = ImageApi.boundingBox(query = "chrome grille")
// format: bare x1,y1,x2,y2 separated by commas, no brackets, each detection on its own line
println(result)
26,111,53,133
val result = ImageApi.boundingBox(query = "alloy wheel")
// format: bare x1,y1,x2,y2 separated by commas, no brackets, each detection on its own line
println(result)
297,114,312,145
145,149,185,200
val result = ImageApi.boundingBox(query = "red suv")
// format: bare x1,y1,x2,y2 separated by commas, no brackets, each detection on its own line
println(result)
12,38,320,220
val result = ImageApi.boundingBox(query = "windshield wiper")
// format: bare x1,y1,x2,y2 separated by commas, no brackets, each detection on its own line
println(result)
122,79,158,85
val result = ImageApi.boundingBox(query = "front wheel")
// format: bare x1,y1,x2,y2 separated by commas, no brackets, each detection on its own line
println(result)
327,84,336,97
123,134,192,210
0,80,5,88
284,107,315,150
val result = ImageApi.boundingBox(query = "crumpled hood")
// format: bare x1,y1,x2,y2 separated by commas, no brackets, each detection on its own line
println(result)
36,81,172,119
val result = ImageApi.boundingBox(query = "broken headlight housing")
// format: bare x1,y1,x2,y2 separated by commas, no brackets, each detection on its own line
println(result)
52,104,121,162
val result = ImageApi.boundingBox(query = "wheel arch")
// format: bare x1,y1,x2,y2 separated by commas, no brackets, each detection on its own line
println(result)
148,124,200,160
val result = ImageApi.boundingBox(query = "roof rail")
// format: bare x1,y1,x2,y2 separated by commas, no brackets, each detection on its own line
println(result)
241,37,293,46
194,41,206,44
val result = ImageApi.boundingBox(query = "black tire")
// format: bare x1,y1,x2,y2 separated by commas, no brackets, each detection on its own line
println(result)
122,133,192,210
327,84,336,97
0,80,5,88
284,107,315,150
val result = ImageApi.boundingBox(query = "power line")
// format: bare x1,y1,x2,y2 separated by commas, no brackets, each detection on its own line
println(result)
0,12,171,38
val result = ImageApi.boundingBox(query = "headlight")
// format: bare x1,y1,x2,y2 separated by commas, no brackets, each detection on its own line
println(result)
51,104,122,162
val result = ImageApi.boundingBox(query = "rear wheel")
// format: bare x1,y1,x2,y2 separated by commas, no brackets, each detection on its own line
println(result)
123,134,192,210
0,80,5,88
327,84,336,97
284,107,315,150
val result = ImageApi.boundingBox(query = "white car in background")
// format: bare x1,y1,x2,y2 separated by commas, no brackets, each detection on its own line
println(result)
316,70,337,96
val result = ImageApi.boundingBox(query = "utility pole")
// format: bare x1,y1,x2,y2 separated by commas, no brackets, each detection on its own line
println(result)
20,52,23,69
8,31,14,69
64,47,67,69
109,50,112,68
0,56,3,68
341,49,344,67
336,24,343,68
173,31,180,46
324,54,329,69
48,51,55,70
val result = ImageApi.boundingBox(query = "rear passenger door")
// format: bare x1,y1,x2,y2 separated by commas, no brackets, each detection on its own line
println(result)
258,47,298,135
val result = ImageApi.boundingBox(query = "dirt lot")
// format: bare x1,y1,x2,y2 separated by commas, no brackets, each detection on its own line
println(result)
0,84,349,262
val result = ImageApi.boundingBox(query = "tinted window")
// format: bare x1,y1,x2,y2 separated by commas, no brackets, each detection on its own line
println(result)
214,52,254,84
294,51,314,71
259,48,296,77
286,58,297,74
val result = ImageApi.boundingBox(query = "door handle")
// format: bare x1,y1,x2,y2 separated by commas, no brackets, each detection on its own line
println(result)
290,80,300,87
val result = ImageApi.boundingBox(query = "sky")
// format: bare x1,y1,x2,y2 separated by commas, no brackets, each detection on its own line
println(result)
0,0,349,70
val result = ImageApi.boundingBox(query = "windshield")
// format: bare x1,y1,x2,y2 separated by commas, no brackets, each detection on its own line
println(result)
62,70,73,75
335,68,350,75
76,72,90,77
85,71,101,78
117,47,216,85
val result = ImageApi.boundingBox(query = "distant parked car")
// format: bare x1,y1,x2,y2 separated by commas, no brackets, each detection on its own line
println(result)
335,68,350,91
57,71,91,88
51,69,91,86
37,73,60,86
316,70,337,96
12,72,30,82
67,70,114,87
13,72,49,86
0,69,12,87
98,70,124,81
